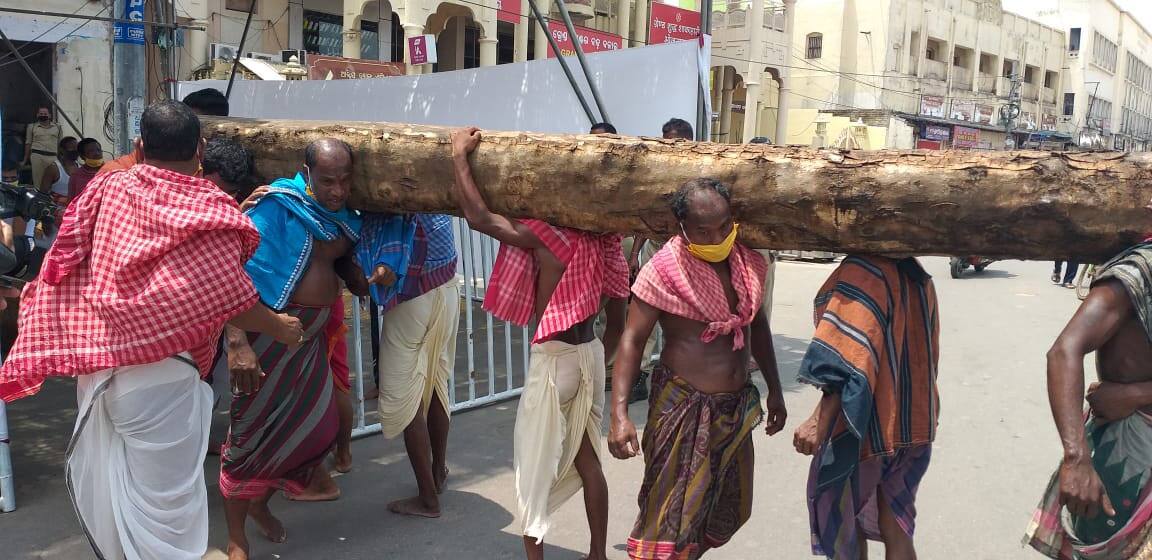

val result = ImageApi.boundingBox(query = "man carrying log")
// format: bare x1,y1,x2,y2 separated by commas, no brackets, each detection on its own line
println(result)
219,138,369,560
1025,237,1152,559
609,178,787,559
355,209,459,518
793,255,940,560
452,127,628,560
0,100,304,560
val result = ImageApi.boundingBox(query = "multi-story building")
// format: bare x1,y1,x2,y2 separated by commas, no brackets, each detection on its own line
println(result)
1004,0,1152,151
175,0,794,141
785,0,1068,150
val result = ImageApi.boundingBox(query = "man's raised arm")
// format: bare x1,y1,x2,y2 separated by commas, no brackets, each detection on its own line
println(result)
1047,279,1132,519
450,128,543,250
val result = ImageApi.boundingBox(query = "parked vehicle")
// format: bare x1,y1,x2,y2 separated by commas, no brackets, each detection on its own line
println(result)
949,256,995,278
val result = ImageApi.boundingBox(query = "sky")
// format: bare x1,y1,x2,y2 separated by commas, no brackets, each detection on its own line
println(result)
1002,0,1152,31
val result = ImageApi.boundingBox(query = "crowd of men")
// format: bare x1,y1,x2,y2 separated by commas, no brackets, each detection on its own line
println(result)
0,89,1148,560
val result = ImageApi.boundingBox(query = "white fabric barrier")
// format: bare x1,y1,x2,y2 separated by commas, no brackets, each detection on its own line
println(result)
178,41,701,136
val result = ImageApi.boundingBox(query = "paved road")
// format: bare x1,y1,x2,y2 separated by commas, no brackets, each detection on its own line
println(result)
3,257,1089,559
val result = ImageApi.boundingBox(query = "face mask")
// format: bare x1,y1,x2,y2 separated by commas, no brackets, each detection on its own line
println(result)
682,223,739,263
84,158,104,168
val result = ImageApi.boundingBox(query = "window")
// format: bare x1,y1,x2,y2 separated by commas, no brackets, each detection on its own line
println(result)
1003,59,1017,77
1069,28,1081,52
226,0,256,12
1045,71,1057,88
464,23,480,69
1063,92,1075,116
1093,32,1118,73
806,33,822,59
1024,66,1035,83
303,10,381,60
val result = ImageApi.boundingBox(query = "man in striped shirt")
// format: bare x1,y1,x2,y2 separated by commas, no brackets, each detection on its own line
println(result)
452,127,629,560
356,211,459,518
793,256,940,560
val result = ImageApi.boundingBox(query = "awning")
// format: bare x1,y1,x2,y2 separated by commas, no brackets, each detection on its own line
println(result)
896,112,1072,138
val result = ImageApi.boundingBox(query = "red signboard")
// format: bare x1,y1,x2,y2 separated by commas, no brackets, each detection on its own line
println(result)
497,0,522,24
307,55,405,80
408,35,430,65
649,3,701,44
953,125,981,148
546,21,623,58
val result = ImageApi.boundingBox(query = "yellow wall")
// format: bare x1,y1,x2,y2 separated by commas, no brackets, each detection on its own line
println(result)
784,109,887,148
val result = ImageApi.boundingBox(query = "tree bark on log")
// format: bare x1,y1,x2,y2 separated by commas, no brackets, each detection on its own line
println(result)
202,117,1152,262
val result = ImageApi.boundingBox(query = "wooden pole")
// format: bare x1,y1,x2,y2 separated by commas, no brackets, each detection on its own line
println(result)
202,117,1152,262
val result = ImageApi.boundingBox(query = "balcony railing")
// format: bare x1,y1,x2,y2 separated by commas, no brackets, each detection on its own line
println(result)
977,73,996,93
952,67,972,91
1021,83,1039,100
1042,86,1057,104
922,59,947,81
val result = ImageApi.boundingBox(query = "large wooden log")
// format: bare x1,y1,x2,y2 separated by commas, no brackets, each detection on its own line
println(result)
202,117,1152,262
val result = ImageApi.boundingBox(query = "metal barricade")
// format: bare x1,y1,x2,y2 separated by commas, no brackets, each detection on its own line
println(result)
350,220,532,438
0,400,13,512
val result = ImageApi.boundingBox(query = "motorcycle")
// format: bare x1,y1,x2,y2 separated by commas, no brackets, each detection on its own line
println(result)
949,256,995,279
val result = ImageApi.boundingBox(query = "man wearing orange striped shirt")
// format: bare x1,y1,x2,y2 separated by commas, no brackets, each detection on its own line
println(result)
793,256,940,560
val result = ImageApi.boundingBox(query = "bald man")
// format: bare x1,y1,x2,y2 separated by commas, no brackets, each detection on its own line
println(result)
220,138,371,560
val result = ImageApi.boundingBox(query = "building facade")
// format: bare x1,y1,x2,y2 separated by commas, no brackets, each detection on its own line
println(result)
0,1,115,166
174,0,794,141
1004,0,1152,151
786,0,1068,150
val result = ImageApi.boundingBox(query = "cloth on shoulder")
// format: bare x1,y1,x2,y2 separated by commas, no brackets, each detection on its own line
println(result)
356,212,457,312
483,219,628,343
797,256,940,490
631,235,767,350
0,165,261,402
1093,240,1152,340
244,172,362,310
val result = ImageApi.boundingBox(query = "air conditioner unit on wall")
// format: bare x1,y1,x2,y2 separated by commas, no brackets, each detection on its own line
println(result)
280,49,308,65
246,52,279,62
211,43,239,61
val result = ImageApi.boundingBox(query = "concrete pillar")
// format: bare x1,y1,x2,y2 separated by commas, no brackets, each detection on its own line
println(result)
184,0,210,76
618,0,632,47
534,13,549,60
288,0,305,50
403,23,426,74
480,36,498,66
742,0,765,142
775,0,795,145
514,0,530,61
742,80,761,143
719,68,735,142
343,22,362,59
632,0,648,47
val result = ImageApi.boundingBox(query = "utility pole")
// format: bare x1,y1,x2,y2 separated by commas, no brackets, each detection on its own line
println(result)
113,0,147,155
696,0,712,142
1000,63,1022,149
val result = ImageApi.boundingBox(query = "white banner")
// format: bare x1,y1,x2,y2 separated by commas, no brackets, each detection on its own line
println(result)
179,41,702,137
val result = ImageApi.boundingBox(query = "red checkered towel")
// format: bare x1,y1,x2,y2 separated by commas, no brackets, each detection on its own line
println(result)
631,235,766,350
483,219,629,343
0,165,261,402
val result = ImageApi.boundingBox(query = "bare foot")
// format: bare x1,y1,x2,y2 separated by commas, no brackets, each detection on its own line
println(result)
285,464,341,502
434,466,449,494
248,502,286,543
334,449,353,474
387,496,441,518
226,541,250,560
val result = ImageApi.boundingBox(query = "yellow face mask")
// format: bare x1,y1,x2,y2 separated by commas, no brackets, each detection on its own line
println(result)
682,223,739,263
83,158,104,168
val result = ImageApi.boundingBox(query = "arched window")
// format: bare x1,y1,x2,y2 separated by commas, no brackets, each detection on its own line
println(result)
806,33,823,59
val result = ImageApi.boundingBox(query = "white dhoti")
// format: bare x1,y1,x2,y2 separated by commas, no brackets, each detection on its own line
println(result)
758,249,776,325
514,339,605,542
377,282,460,439
67,354,211,560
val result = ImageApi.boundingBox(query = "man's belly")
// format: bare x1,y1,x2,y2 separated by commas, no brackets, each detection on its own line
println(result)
290,265,342,307
659,342,749,394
